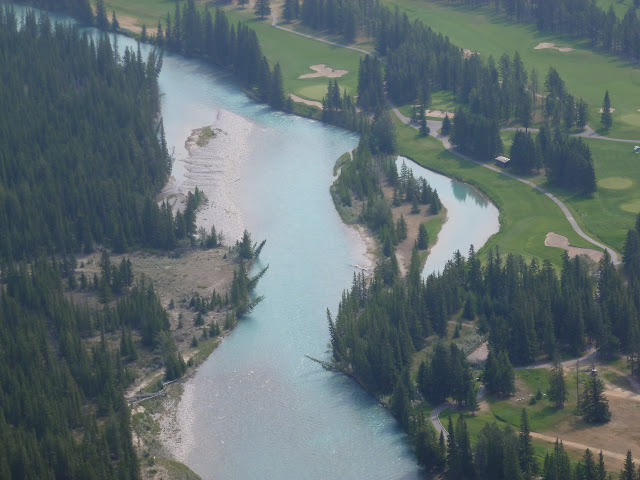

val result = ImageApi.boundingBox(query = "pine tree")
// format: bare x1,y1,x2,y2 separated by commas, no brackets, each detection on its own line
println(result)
442,114,452,135
579,373,611,423
269,63,285,109
111,11,119,31
547,360,568,409
95,0,109,30
283,0,299,22
519,409,537,478
620,450,635,480
577,98,590,131
601,90,612,131
239,230,254,259
417,224,428,250
255,0,272,19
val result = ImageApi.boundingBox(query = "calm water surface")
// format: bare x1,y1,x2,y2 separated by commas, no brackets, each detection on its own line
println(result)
14,6,498,478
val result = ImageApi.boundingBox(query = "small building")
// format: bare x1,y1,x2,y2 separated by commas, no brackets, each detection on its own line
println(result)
495,156,510,166
633,146,640,153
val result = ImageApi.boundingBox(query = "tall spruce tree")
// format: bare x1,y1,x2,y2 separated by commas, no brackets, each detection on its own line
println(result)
547,360,568,409
255,0,272,19
579,373,611,423
601,90,612,131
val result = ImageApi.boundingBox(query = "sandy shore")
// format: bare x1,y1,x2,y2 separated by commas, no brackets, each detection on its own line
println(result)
165,108,254,246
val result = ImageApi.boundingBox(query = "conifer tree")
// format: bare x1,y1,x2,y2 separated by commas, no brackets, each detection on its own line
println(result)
255,0,272,19
95,0,109,29
417,224,428,250
270,63,285,109
579,373,611,423
441,114,452,135
601,90,612,131
283,0,299,22
519,409,537,478
620,450,635,480
111,11,119,31
547,360,568,409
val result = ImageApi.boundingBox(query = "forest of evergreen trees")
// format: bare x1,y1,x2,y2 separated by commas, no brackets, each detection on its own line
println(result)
331,140,442,282
0,7,172,260
155,1,287,110
328,213,640,476
0,258,141,479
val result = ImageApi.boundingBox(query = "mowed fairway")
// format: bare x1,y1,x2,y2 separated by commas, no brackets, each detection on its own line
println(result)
224,9,363,99
395,121,600,265
102,0,364,101
383,0,640,140
542,139,640,252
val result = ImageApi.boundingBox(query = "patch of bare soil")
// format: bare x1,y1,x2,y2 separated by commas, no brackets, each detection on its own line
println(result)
74,247,236,364
599,108,616,113
381,184,438,276
544,232,603,262
289,93,323,109
299,64,348,79
115,15,157,35
467,341,488,363
534,42,574,52
462,49,477,58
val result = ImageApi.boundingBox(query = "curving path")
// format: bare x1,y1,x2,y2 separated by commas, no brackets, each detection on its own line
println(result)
390,104,622,264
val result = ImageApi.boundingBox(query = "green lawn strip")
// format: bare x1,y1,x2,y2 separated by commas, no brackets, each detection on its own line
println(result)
223,9,364,99
104,0,178,29
500,131,631,255
398,91,461,120
396,121,595,265
382,0,640,140
534,138,640,253
595,0,636,19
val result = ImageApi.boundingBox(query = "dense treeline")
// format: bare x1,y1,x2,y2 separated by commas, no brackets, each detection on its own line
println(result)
331,141,441,281
0,8,171,261
156,1,286,110
330,216,640,473
0,259,139,479
331,235,640,391
508,126,597,195
447,0,640,61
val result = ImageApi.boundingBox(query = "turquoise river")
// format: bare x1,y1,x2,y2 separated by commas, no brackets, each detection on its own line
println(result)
13,6,499,479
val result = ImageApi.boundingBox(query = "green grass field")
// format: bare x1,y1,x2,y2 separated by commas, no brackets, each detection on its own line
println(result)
223,8,364,99
383,0,640,140
500,131,640,253
596,0,636,18
396,121,601,265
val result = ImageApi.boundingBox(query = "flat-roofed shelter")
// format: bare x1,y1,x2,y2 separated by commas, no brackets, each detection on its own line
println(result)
495,156,510,166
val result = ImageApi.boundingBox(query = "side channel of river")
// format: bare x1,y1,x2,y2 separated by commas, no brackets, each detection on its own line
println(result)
12,5,499,478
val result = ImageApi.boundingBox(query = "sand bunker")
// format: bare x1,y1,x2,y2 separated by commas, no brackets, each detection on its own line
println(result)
462,49,477,59
598,176,632,190
425,109,455,119
289,94,323,109
534,42,574,52
545,232,603,262
599,108,616,113
299,64,348,79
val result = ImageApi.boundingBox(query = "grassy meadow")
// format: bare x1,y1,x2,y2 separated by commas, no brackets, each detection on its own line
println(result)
383,0,640,140
500,131,640,253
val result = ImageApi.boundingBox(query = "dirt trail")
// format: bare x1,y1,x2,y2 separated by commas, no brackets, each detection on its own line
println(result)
529,432,627,462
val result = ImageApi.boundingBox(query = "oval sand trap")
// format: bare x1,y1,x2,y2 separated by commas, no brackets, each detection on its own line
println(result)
621,200,640,213
534,42,574,52
299,64,348,79
598,177,633,190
